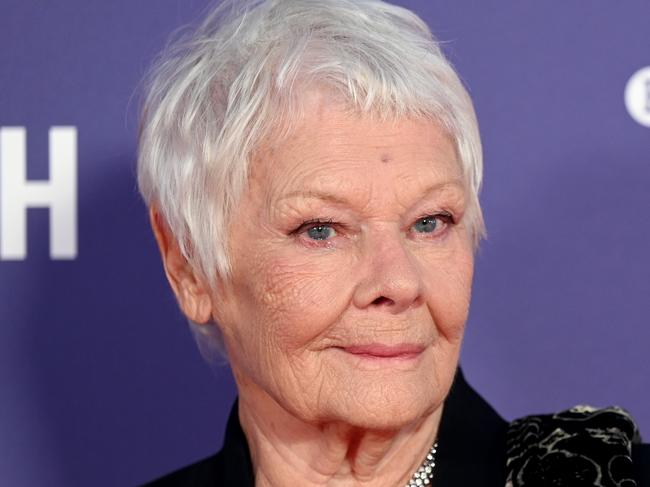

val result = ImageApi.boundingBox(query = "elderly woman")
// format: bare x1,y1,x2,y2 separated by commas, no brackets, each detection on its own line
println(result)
138,0,649,485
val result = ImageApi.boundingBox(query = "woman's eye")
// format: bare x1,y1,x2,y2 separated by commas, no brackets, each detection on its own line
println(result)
292,219,338,242
412,213,453,234
305,224,337,241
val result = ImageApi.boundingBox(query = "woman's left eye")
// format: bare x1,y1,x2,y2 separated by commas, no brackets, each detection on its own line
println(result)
411,213,453,234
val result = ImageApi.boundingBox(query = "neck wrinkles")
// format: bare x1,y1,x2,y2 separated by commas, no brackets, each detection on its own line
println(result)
237,386,444,486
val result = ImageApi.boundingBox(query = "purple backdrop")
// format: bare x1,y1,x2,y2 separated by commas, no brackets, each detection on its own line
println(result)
1,1,648,486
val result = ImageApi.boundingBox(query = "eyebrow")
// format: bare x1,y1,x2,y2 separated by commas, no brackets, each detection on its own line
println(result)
280,179,466,206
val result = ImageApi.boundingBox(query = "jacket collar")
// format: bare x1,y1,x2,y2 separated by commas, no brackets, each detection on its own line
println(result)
435,367,507,486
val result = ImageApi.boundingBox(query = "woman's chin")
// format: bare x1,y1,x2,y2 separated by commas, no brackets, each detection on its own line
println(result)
315,376,444,431
326,391,440,432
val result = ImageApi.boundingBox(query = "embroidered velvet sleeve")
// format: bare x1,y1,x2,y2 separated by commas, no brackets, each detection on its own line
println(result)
506,405,642,487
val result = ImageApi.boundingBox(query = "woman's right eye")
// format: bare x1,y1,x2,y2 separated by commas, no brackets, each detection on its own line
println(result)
292,219,338,242
304,224,337,241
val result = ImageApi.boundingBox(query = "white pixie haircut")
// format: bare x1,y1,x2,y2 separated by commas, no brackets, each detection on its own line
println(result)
138,0,486,357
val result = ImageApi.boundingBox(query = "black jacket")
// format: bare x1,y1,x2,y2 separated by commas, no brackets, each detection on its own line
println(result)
144,369,649,486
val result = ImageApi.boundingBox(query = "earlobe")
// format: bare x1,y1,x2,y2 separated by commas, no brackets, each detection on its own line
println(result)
178,285,213,324
149,207,213,324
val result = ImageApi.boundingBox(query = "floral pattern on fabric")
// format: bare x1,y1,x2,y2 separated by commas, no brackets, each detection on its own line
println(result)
506,405,641,487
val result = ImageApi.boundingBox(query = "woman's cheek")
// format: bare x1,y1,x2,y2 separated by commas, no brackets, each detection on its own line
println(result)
432,255,473,340
255,251,354,346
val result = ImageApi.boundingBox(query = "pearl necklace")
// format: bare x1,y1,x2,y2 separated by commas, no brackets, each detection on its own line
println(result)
406,442,438,486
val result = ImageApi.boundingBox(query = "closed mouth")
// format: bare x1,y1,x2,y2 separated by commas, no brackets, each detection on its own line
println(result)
337,343,424,359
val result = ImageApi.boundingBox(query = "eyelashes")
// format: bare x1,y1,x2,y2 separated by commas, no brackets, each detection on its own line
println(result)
411,211,456,235
291,212,457,244
292,218,338,241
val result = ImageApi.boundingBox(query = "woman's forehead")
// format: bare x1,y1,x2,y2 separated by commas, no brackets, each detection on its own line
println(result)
250,106,464,205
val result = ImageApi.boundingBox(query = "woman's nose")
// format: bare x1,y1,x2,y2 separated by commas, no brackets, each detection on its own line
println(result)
352,230,423,314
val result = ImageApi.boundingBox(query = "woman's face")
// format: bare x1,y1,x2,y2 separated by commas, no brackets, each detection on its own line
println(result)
213,100,474,430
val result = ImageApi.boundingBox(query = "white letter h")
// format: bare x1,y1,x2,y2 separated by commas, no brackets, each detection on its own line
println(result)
0,127,77,260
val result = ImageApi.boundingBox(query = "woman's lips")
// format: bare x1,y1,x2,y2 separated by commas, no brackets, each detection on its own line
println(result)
338,344,424,359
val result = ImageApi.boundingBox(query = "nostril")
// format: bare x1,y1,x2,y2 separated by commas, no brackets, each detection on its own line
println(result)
372,296,393,306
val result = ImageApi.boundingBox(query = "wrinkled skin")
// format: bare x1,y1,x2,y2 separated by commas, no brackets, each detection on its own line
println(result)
153,95,475,485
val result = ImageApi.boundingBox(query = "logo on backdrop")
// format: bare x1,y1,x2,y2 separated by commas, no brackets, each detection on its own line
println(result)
0,127,77,261
625,66,650,128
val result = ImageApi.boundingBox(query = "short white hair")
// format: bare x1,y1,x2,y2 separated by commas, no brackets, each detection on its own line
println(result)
137,0,486,356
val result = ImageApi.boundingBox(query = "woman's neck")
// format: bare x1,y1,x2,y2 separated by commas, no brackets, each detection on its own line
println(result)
237,383,443,487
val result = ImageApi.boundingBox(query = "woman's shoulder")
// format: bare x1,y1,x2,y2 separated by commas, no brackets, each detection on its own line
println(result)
140,400,254,487
140,453,221,487
633,443,650,485
506,404,649,486
442,370,649,485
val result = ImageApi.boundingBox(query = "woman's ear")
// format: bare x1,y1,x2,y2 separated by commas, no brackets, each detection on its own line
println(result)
149,207,213,324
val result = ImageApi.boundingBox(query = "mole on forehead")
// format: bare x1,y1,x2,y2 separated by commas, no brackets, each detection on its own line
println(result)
380,153,392,163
